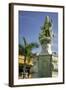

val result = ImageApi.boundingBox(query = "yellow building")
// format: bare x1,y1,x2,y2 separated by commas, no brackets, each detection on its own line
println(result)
19,55,33,65
18,55,33,79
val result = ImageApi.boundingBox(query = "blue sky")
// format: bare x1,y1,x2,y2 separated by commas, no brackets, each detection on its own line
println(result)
19,11,58,54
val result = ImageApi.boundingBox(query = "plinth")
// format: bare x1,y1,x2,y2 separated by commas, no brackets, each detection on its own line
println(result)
38,37,52,77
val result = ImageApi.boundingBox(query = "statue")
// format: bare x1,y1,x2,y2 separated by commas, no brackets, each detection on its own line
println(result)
38,16,53,77
39,16,53,55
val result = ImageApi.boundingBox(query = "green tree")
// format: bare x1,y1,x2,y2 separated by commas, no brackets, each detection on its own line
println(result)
19,37,39,78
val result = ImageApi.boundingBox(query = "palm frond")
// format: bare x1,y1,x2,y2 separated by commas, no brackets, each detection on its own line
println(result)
27,43,39,49
22,37,27,46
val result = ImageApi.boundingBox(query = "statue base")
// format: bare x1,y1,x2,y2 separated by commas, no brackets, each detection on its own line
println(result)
38,54,52,77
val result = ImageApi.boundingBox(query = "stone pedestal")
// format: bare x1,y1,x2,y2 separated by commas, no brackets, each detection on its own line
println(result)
38,39,52,77
38,55,52,77
38,47,52,77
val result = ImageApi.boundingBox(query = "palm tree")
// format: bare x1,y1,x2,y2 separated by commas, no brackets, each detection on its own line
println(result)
19,37,39,78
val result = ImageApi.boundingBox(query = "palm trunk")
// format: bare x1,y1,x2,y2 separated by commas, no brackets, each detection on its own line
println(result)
23,53,26,78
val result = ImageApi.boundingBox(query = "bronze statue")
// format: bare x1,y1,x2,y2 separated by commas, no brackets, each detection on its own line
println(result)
39,16,53,44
